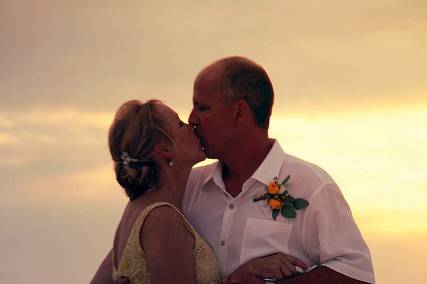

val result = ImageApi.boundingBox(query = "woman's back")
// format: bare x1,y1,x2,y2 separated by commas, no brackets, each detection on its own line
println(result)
112,202,221,284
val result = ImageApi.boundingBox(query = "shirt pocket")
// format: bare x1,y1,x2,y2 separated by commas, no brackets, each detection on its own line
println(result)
240,218,293,264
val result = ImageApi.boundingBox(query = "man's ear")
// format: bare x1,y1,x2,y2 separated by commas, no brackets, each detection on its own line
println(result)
234,99,251,124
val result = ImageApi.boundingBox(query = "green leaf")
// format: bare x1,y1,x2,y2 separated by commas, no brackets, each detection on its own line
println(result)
281,205,296,219
272,209,280,220
281,175,291,186
292,198,309,210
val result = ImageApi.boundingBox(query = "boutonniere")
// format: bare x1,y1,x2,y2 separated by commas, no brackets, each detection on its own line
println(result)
253,175,309,220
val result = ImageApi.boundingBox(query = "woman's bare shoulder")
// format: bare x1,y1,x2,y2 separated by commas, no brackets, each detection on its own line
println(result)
141,204,190,240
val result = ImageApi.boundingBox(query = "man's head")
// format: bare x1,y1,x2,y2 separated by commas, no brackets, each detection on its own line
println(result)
189,56,274,159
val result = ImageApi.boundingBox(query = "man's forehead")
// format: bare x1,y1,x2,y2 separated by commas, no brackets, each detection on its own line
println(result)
193,88,223,105
195,63,225,87
194,77,222,99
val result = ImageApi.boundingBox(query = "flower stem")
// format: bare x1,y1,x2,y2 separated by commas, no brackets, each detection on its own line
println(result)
253,194,268,202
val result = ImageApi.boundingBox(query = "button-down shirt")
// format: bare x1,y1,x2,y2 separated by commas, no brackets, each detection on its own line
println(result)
183,140,375,283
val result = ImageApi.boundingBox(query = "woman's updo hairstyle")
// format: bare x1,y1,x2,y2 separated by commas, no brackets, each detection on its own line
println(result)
108,100,173,200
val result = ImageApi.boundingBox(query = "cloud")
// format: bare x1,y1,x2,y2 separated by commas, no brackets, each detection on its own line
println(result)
270,105,427,222
0,108,114,198
1,103,426,284
0,132,19,145
1,0,425,113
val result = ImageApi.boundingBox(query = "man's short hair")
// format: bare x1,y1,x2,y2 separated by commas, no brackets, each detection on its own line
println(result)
217,56,274,128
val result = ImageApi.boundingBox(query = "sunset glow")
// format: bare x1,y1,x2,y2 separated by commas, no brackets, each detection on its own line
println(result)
1,1,426,283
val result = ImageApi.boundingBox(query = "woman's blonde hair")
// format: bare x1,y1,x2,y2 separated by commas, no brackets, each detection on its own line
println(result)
108,99,173,200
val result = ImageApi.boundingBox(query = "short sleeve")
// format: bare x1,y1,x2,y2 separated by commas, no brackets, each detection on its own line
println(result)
303,183,375,283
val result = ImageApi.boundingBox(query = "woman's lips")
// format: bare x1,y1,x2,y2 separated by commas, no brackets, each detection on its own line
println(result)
200,144,206,153
198,137,206,153
192,125,206,152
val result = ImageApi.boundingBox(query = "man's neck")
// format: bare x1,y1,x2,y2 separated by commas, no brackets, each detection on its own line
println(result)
221,137,274,197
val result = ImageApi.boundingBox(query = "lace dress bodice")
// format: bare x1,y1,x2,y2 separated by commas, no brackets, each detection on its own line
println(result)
112,202,222,283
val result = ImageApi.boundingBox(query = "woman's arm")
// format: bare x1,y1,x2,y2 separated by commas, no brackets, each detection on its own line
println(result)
141,206,197,284
90,250,114,284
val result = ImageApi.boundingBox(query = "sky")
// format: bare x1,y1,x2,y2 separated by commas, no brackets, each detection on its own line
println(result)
0,1,426,283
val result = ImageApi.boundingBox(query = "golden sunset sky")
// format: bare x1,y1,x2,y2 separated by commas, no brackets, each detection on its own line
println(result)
1,1,426,283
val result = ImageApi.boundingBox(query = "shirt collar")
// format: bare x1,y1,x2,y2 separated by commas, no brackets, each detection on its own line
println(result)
201,140,285,188
250,139,285,185
201,161,223,189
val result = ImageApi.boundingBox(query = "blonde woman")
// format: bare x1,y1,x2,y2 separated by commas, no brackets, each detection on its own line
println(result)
91,100,221,284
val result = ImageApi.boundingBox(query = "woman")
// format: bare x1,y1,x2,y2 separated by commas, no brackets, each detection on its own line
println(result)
91,100,222,283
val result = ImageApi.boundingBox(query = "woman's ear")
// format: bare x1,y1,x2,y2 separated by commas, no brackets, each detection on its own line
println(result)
153,142,174,164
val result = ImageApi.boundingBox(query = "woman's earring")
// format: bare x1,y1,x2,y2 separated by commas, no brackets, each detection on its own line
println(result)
168,160,174,166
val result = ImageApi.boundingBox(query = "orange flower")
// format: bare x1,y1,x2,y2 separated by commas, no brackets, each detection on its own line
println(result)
268,199,282,209
267,181,280,194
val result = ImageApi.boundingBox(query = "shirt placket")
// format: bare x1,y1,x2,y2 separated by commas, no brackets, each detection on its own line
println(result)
217,180,257,275
217,193,236,274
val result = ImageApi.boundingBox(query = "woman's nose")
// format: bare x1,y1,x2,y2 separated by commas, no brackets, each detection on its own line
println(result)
188,109,198,126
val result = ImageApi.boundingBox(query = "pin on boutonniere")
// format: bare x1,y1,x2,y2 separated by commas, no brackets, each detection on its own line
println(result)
253,175,309,220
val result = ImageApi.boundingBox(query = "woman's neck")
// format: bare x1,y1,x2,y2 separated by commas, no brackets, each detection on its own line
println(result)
152,163,193,210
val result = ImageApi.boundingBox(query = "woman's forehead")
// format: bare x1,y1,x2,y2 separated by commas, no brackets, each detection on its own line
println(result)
154,102,178,119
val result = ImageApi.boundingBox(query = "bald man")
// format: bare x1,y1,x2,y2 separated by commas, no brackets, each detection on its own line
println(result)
184,56,375,283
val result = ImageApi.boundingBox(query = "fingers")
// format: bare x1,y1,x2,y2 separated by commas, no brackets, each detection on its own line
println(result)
273,253,307,270
281,259,295,275
273,253,308,278
235,253,308,281
283,254,308,270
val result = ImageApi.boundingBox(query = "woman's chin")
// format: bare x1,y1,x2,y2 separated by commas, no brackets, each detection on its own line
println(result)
189,143,207,165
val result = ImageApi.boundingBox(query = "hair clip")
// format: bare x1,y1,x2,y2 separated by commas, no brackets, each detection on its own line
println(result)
120,152,138,166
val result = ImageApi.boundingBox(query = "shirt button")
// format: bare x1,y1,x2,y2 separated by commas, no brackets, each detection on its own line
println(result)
220,240,226,246
228,204,235,209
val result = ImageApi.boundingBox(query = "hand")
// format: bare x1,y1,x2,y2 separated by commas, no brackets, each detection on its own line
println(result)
228,253,307,281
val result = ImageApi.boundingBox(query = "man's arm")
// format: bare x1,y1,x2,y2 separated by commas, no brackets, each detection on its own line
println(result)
292,183,374,283
227,186,374,283
277,266,370,284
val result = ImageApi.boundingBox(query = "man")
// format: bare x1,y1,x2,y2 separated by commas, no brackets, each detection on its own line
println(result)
184,56,375,283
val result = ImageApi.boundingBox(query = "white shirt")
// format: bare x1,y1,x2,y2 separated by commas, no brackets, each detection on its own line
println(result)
183,140,375,283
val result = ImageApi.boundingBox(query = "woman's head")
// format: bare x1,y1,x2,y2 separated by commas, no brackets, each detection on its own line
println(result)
109,100,204,200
